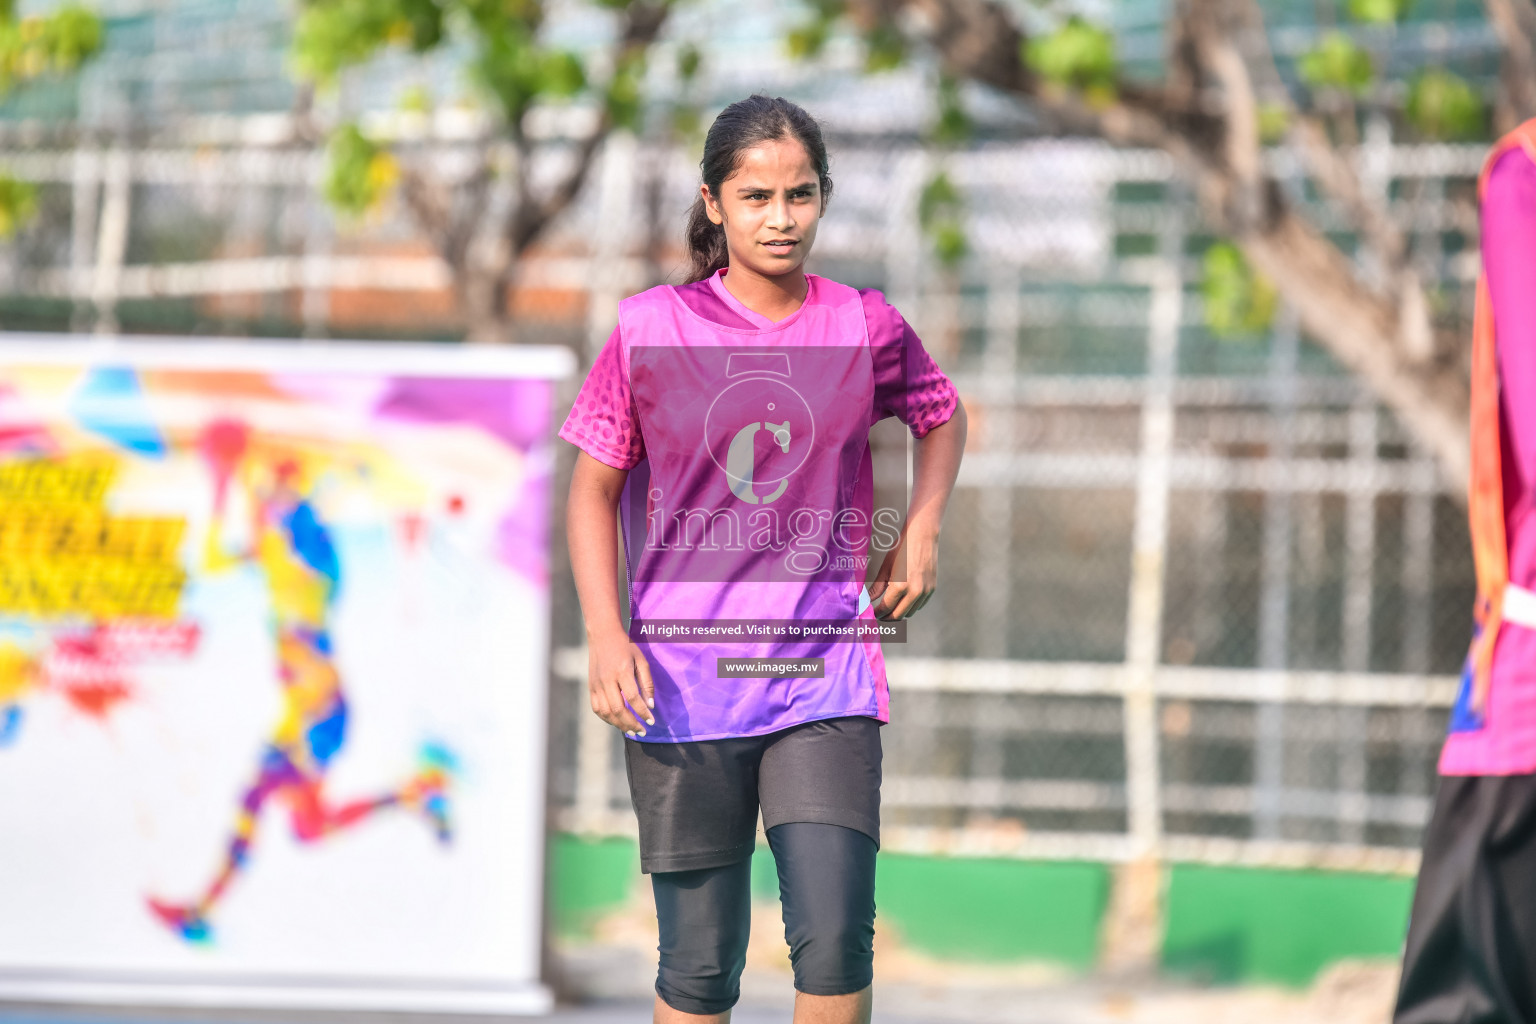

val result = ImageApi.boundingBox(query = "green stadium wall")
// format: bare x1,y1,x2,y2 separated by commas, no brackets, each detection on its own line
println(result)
549,834,1414,986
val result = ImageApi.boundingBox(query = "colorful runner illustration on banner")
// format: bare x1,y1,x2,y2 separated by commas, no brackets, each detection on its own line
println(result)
146,419,455,944
0,362,557,948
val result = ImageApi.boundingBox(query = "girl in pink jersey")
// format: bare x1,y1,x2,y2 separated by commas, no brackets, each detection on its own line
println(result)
563,95,966,1024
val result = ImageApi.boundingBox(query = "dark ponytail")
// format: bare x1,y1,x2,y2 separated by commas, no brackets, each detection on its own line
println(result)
684,196,729,284
684,94,834,284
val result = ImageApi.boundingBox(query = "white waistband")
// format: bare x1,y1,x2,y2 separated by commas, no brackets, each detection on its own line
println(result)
1505,583,1536,629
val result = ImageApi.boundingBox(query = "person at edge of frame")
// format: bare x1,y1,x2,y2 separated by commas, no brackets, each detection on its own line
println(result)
562,94,967,1024
1394,119,1536,1024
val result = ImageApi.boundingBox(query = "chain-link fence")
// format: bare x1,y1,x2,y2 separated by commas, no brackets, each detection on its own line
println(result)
0,123,1486,877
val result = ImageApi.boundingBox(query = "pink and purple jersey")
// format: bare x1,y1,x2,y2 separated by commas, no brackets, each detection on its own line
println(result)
560,270,958,742
1442,150,1536,775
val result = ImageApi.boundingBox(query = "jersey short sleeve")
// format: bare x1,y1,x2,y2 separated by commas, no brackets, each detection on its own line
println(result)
558,326,646,469
863,289,959,438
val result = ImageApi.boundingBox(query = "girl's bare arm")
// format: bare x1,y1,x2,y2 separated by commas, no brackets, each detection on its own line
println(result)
869,402,968,620
567,451,656,735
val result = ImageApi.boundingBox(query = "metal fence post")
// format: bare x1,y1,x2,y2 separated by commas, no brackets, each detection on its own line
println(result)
68,146,100,333
976,265,1020,659
1255,307,1300,839
574,665,613,834
967,266,1022,818
1339,398,1380,842
301,158,333,339
585,132,635,362
1101,258,1181,972
91,147,130,336
886,150,928,341
1401,463,1436,676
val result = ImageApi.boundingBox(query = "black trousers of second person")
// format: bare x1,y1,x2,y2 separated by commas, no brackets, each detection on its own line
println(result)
1394,773,1536,1024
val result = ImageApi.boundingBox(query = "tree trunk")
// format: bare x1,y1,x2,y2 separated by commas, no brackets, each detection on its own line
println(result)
459,262,515,344
1240,209,1470,490
1487,0,1536,132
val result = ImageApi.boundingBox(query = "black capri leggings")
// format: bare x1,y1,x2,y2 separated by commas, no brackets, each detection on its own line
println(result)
652,821,877,1016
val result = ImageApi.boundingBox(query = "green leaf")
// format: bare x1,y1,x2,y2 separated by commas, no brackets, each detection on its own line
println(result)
471,25,539,120
1406,69,1485,142
1023,17,1116,96
38,5,102,70
676,41,701,82
323,123,397,218
605,51,645,131
862,24,905,73
539,49,586,98
395,0,446,52
1257,103,1290,145
0,23,22,92
293,0,400,83
932,221,967,267
0,174,38,237
785,0,844,61
1346,0,1409,24
468,24,583,121
670,103,700,139
463,0,544,30
0,5,102,93
292,0,449,82
918,171,961,230
1202,241,1277,338
931,76,971,147
786,19,830,61
398,83,433,113
1298,31,1373,96
918,171,967,267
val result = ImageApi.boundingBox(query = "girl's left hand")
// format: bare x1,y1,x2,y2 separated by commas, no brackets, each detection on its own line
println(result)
868,528,938,620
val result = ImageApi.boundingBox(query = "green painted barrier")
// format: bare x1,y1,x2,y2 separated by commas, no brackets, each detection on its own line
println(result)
750,844,1110,970
547,833,1416,984
1161,864,1414,986
549,834,640,937
874,854,1111,968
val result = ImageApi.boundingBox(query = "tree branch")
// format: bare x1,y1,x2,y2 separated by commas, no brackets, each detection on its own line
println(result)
399,153,495,275
1289,115,1407,274
507,1,670,257
1487,0,1536,132
510,119,609,256
850,0,1187,151
1241,209,1468,486
1175,0,1264,225
867,0,1470,490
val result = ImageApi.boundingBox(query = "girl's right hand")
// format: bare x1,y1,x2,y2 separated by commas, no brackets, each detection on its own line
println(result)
587,627,656,737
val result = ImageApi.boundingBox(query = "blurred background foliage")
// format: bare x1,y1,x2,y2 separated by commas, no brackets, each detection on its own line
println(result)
0,0,1517,481
0,0,99,238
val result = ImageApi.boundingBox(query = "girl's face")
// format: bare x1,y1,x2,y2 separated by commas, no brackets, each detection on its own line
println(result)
702,137,823,280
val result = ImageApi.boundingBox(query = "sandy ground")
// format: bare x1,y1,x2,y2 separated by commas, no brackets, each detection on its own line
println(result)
0,897,1401,1024
0,957,1402,1024
550,897,1403,1024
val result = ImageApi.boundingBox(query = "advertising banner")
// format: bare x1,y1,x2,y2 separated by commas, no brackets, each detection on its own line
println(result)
0,337,572,1014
